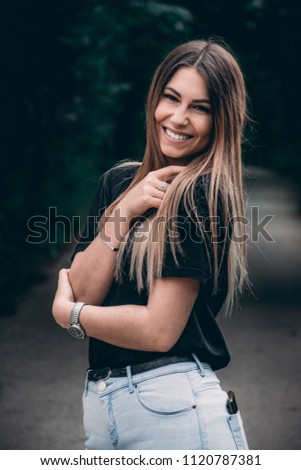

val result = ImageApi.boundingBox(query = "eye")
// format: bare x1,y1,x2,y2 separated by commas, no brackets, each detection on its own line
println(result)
163,93,178,102
193,105,211,113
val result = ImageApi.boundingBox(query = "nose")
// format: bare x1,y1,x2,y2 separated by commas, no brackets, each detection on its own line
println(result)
170,105,189,126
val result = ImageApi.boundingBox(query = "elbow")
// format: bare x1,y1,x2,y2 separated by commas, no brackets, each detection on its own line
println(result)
150,333,178,353
144,311,180,352
154,344,174,354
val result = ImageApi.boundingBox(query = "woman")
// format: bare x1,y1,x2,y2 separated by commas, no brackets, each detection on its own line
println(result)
52,39,250,450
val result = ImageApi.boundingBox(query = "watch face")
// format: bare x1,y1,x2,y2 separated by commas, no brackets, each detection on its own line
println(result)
68,324,86,339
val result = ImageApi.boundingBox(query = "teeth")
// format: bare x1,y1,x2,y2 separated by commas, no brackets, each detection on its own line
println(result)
165,128,190,140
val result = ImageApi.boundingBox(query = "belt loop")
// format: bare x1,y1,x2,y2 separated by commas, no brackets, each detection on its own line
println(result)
191,353,205,377
126,366,135,393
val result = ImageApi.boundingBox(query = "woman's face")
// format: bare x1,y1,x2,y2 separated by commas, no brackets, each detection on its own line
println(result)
155,67,212,165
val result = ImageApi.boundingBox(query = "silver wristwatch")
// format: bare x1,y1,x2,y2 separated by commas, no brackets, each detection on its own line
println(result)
68,302,86,339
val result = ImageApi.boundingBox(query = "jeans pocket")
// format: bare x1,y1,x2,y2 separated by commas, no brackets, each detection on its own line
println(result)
227,411,249,450
135,372,196,416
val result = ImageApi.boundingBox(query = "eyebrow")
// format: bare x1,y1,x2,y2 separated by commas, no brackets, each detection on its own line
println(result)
165,86,211,104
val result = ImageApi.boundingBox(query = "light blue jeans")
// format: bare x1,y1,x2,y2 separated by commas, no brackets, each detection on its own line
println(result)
82,356,249,450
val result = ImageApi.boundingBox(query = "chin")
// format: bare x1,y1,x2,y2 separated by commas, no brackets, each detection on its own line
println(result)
164,154,195,165
162,146,208,164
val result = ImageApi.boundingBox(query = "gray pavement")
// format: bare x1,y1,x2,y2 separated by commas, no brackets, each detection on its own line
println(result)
0,166,300,450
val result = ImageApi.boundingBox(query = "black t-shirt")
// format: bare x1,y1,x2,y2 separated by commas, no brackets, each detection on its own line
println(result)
71,163,231,371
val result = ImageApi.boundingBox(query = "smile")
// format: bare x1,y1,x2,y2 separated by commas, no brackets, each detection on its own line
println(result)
163,126,192,141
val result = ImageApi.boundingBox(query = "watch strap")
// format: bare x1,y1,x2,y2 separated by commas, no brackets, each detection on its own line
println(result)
69,302,86,325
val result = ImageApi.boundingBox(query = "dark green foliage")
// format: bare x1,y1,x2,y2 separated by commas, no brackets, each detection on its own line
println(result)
0,1,193,312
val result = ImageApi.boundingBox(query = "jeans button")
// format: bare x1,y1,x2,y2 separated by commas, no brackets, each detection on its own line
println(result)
98,381,107,391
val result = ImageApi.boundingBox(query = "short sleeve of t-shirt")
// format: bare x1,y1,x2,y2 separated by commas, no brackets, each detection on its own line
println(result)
161,182,213,284
71,164,139,261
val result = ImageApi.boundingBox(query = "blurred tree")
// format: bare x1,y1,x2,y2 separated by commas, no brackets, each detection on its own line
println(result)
0,0,192,313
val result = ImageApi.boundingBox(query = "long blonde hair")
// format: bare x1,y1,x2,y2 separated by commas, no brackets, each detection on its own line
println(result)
100,39,249,315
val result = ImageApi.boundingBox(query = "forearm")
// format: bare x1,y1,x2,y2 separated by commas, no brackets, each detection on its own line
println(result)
57,301,168,352
53,271,198,353
69,205,131,305
81,304,165,351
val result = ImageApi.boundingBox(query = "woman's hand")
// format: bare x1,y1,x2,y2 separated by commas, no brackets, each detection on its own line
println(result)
116,165,185,220
52,268,75,329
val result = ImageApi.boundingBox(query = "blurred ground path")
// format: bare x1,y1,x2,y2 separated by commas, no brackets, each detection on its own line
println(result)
0,166,300,450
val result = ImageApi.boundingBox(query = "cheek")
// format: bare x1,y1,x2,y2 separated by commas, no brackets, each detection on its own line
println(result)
196,118,212,140
154,102,166,124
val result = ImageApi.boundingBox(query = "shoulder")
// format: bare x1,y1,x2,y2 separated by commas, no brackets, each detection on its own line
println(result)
105,159,141,178
101,160,141,186
99,160,141,201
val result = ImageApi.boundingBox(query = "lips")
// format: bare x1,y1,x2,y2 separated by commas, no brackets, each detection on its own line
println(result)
163,126,193,141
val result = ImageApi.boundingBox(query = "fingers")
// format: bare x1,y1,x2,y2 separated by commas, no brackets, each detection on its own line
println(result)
150,197,163,209
151,186,167,199
59,268,70,275
147,166,184,193
159,181,169,193
58,268,70,280
125,165,184,216
152,165,185,182
144,177,169,197
144,185,169,210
